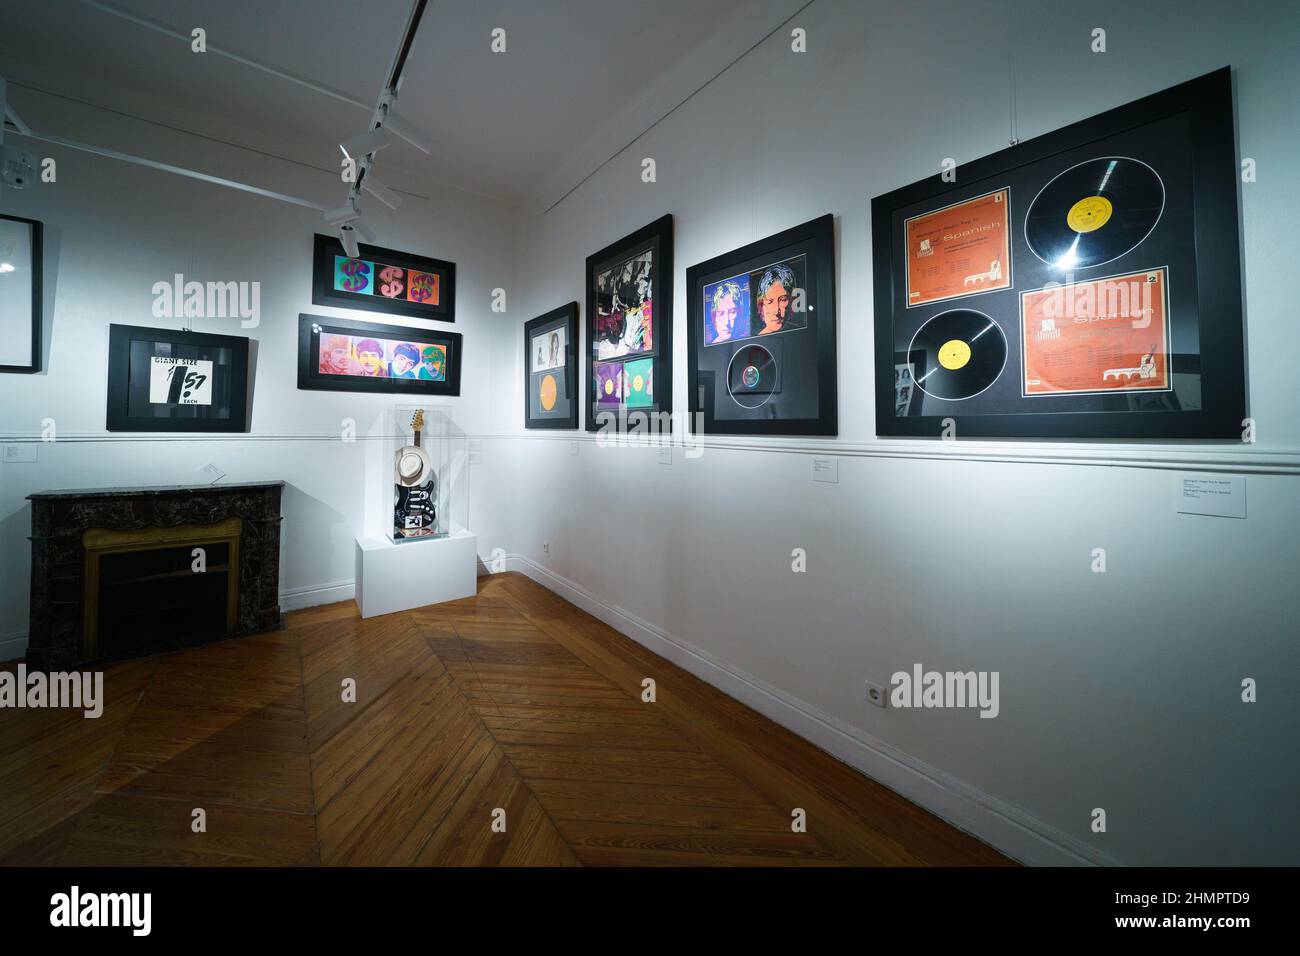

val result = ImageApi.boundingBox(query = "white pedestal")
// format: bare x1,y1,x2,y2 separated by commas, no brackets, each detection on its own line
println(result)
354,529,478,618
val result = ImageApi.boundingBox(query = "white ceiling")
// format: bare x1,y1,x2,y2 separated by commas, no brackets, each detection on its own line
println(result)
0,0,806,206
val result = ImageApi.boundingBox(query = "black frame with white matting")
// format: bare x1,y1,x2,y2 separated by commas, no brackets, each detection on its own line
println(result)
311,234,456,322
297,313,462,396
687,214,837,436
872,67,1244,440
0,214,42,373
585,214,673,433
106,325,250,432
524,302,579,429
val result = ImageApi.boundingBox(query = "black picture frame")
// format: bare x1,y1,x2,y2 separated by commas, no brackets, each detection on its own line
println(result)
106,324,251,432
311,234,456,323
871,67,1245,440
0,214,42,374
584,214,673,433
687,214,838,436
297,313,462,396
524,302,579,429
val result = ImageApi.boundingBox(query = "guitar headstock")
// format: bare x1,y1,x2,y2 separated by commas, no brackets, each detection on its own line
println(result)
409,409,425,433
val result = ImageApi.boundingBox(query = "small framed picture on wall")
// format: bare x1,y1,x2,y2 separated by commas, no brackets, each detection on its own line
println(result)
106,325,251,432
524,302,578,429
0,214,42,373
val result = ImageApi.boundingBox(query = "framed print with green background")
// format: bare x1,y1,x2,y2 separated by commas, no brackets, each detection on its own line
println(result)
0,214,41,373
297,313,462,396
687,214,837,435
312,234,455,322
524,302,578,429
872,67,1244,440
585,215,672,432
106,325,250,432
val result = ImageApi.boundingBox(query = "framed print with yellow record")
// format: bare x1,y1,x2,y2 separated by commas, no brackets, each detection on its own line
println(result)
524,302,578,429
585,215,673,433
872,68,1245,439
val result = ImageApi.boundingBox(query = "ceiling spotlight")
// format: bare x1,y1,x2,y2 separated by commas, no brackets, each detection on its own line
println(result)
0,262,14,273
339,127,391,160
361,172,400,210
339,223,360,259
323,200,360,225
1,145,36,189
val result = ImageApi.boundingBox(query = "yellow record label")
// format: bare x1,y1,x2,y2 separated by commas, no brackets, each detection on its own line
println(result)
632,374,644,392
938,338,972,370
1067,195,1112,233
603,378,613,395
540,373,557,411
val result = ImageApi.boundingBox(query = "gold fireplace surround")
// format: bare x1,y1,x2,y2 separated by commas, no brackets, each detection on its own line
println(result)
81,518,242,660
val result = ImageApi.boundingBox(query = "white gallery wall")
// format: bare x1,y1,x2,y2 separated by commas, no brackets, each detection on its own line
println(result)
0,86,520,656
501,0,1300,865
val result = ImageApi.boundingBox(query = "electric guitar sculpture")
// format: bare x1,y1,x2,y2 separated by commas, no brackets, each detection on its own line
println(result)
393,410,438,540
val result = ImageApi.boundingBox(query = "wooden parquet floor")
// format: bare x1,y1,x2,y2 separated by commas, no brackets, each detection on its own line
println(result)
0,572,1011,866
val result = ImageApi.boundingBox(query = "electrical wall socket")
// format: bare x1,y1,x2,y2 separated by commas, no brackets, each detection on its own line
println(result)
865,680,887,709
542,542,550,555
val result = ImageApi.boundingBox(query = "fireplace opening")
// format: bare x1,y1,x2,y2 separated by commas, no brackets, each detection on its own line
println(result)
82,518,242,662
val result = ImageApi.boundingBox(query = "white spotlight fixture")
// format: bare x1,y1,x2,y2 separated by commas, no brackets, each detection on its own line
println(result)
339,126,391,160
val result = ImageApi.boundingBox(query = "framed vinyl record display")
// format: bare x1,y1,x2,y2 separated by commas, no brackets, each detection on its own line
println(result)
872,67,1245,440
687,214,837,435
524,302,578,429
585,215,672,432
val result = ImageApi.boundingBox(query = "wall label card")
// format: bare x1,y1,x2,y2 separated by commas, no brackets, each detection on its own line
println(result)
812,456,839,483
1176,474,1246,519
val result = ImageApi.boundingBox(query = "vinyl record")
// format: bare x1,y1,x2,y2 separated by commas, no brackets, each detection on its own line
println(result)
726,343,777,409
907,309,1007,401
1025,157,1164,270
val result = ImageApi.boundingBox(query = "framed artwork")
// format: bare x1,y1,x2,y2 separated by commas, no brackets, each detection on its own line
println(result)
524,302,578,429
106,325,250,432
297,313,462,396
0,214,41,373
872,67,1245,440
312,234,456,322
687,214,837,435
585,215,672,432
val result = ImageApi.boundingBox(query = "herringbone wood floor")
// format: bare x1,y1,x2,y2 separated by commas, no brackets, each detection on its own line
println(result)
0,573,1010,866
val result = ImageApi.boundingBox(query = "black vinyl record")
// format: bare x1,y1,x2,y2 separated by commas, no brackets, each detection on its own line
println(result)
726,343,777,408
908,309,1007,401
1025,156,1164,270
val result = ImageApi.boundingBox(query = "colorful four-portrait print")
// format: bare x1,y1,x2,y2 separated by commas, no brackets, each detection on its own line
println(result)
587,214,676,431
317,332,447,381
871,69,1244,440
312,234,455,323
297,314,462,396
524,302,578,429
686,214,837,436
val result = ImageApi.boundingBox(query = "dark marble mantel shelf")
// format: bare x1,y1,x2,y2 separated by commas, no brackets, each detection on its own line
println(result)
29,481,286,500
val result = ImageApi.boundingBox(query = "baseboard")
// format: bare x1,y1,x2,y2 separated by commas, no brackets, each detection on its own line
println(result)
505,553,1117,868
279,580,355,612
0,630,28,662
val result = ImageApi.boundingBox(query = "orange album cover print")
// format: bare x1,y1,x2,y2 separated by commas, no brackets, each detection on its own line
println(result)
1020,267,1171,396
904,188,1011,307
